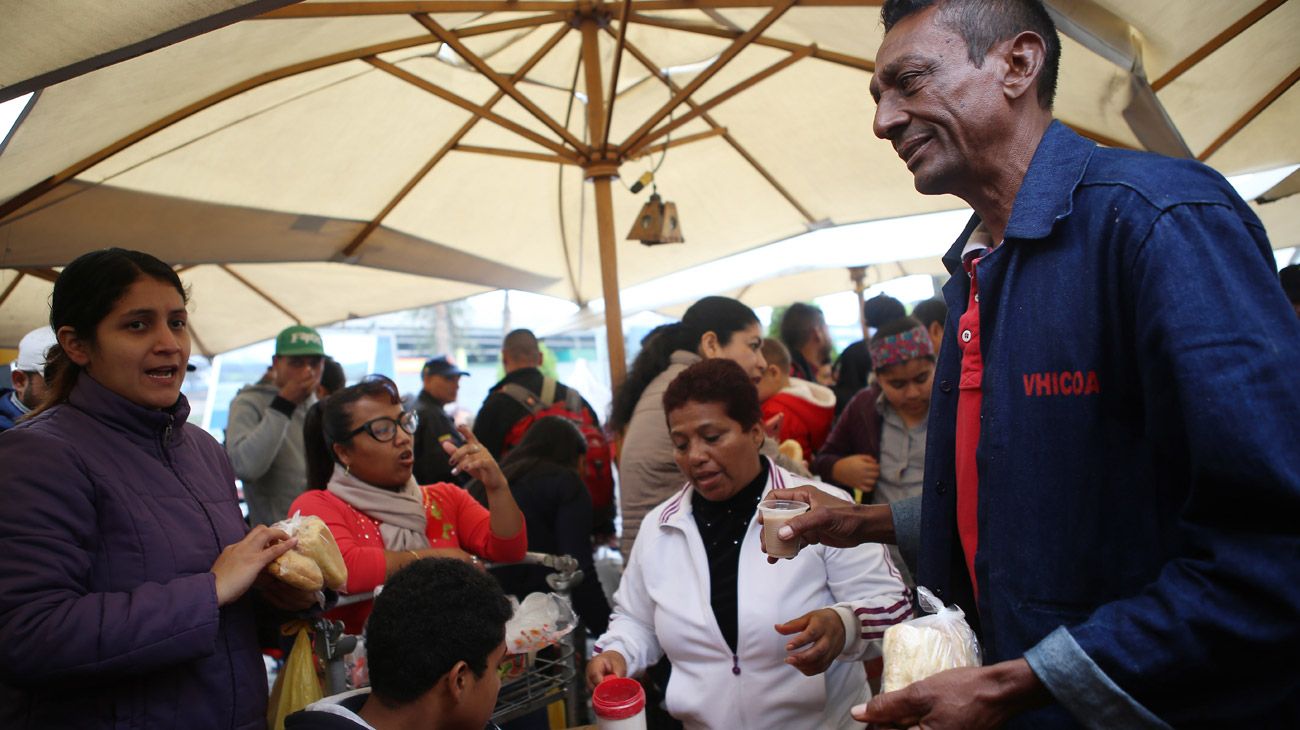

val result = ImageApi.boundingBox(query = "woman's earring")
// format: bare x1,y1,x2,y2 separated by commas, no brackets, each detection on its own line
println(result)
344,463,351,476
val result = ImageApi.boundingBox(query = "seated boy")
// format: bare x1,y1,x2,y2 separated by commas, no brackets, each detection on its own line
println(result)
286,558,513,730
757,338,836,461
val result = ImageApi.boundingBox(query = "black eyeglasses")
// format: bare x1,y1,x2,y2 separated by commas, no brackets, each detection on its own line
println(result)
344,409,419,443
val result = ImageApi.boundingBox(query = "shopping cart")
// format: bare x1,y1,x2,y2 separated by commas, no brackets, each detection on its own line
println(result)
311,551,588,726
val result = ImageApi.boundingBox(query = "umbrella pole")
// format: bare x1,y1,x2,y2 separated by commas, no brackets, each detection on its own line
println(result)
580,15,628,390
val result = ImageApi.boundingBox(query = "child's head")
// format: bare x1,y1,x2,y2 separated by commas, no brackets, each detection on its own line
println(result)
757,338,791,401
869,317,936,422
365,558,513,729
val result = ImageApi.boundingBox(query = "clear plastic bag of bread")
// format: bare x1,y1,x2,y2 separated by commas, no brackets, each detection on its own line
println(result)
880,586,982,694
266,512,348,592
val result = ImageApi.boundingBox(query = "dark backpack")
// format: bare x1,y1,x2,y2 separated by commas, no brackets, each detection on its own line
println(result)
499,378,615,517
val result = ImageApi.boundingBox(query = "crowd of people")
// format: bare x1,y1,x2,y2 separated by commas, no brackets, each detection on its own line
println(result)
2,1,1299,729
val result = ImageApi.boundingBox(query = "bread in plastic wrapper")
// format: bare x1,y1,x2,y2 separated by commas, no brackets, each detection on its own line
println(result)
881,586,982,694
267,511,348,592
499,593,576,683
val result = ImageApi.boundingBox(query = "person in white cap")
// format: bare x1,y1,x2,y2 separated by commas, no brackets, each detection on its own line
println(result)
1,327,59,432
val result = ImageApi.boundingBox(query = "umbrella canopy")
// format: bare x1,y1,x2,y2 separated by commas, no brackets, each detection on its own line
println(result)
2,0,1297,374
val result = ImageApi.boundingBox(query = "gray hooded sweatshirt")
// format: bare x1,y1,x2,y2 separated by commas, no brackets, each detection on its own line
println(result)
224,382,315,526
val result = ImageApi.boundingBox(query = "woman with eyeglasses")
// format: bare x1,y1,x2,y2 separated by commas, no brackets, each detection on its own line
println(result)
291,375,526,633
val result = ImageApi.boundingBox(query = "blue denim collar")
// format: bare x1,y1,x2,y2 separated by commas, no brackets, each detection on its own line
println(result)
941,120,1095,274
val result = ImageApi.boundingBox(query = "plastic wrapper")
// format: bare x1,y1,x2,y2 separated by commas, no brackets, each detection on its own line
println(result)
267,624,323,730
880,586,982,694
499,593,576,682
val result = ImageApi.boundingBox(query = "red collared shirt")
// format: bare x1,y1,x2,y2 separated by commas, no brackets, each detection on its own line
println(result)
955,227,993,601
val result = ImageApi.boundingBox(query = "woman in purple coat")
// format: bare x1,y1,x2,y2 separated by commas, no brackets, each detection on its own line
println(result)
0,249,313,729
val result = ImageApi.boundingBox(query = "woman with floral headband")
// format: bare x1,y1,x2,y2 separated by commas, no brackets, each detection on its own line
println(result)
811,316,935,585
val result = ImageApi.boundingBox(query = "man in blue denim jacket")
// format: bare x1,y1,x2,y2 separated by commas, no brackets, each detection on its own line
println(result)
771,1,1300,727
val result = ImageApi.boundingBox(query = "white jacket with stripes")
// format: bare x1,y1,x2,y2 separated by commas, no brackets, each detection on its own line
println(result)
595,463,912,730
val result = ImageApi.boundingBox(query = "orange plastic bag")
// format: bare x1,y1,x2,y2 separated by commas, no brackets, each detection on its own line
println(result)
267,624,324,730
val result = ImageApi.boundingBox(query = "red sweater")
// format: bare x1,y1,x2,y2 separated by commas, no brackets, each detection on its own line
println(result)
761,378,836,457
290,484,527,632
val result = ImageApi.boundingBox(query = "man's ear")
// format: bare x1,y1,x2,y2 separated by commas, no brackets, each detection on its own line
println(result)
698,331,720,357
445,660,471,703
58,326,91,367
999,30,1047,102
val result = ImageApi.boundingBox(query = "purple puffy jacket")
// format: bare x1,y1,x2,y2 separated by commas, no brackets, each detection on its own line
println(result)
0,375,266,729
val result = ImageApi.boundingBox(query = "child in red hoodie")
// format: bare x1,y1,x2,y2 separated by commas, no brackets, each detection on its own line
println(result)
758,338,836,461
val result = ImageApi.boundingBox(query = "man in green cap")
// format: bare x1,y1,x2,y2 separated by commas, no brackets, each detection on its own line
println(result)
225,325,326,525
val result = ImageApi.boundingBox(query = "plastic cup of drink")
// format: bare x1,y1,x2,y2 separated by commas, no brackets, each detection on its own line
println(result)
593,676,647,730
759,499,810,559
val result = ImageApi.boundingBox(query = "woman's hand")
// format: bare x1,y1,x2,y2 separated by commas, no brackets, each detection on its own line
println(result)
776,608,845,676
444,426,506,493
211,526,297,607
586,650,628,690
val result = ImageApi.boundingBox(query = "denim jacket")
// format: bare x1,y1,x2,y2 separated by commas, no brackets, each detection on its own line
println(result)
917,122,1300,728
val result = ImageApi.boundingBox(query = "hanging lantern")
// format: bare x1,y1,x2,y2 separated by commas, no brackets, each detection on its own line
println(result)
626,193,684,246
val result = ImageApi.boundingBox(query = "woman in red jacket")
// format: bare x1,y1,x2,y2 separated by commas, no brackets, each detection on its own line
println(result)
291,375,526,632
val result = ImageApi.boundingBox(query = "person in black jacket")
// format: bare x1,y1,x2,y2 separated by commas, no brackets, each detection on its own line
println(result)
412,356,470,486
469,416,611,636
472,329,600,459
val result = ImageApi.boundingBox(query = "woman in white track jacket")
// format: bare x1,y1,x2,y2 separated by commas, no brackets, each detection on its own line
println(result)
590,359,911,729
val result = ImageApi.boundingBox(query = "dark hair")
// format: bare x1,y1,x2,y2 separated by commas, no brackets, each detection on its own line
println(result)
609,296,758,432
881,0,1060,109
662,358,763,431
468,416,588,505
1281,264,1300,304
30,248,187,419
911,298,949,329
365,558,512,707
778,303,825,351
319,356,346,396
304,374,403,489
503,328,540,362
863,293,907,330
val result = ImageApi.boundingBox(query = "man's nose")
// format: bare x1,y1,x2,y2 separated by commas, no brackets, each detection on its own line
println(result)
872,93,907,141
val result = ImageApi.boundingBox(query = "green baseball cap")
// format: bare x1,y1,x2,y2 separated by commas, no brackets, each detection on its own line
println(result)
275,325,325,356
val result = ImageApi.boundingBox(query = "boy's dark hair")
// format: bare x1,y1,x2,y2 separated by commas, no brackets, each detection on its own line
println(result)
760,337,791,372
863,293,906,329
881,0,1060,109
911,298,949,329
366,558,512,707
778,302,825,350
1281,264,1300,304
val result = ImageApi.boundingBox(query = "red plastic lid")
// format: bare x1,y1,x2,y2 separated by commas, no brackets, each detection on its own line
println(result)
592,677,646,720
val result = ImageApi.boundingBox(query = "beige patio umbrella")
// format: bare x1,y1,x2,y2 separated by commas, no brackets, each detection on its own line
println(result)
1,0,1297,381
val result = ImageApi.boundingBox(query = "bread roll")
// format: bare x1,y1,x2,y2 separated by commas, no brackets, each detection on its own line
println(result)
264,514,348,592
295,516,347,590
270,549,325,591
778,439,803,464
880,620,979,694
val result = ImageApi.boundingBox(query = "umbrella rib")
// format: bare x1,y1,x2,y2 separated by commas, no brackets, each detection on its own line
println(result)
624,44,815,159
1150,0,1285,92
13,267,60,283
1198,65,1300,162
365,56,580,161
627,13,874,73
627,128,729,161
619,37,817,225
1060,122,1138,151
218,264,303,325
341,24,571,259
412,14,586,152
601,0,635,155
619,0,796,155
453,144,578,165
0,272,25,309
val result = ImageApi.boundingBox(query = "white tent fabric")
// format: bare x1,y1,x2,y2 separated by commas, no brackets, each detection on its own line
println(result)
1,0,1297,354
